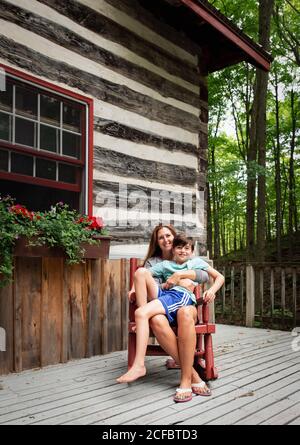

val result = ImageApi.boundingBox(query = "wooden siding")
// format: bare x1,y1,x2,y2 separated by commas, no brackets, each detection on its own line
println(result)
0,0,208,252
0,258,130,376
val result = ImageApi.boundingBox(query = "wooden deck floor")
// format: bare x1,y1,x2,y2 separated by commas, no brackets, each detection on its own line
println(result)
0,325,299,425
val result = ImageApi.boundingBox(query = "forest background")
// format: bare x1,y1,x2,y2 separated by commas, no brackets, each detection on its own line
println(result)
207,0,299,263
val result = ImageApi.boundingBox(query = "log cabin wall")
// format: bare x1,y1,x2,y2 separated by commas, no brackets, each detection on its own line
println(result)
0,0,208,256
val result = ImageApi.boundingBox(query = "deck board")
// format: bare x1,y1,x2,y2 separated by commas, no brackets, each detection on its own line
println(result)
0,325,299,425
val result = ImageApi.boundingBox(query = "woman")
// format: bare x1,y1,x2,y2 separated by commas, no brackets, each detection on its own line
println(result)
127,224,212,400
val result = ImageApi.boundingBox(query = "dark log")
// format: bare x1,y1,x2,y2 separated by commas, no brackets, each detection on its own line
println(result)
106,220,200,240
0,0,200,109
0,36,201,133
94,117,199,156
200,106,209,124
37,0,201,86
105,0,201,56
93,146,197,186
199,130,208,149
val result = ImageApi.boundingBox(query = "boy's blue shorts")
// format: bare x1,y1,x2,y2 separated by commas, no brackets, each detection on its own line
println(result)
157,288,194,324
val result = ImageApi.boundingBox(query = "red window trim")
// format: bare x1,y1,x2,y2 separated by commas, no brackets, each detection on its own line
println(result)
0,63,94,215
0,171,81,192
0,141,85,166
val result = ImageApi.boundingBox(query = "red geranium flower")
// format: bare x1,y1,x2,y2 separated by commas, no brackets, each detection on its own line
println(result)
10,205,34,220
77,215,104,231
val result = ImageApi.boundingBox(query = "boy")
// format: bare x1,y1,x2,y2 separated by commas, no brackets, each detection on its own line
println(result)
116,234,224,400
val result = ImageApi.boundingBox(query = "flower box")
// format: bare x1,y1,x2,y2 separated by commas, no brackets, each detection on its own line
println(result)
13,235,111,259
0,198,109,288
81,236,111,259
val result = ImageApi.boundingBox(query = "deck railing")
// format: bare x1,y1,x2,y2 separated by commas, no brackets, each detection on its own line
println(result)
214,261,300,330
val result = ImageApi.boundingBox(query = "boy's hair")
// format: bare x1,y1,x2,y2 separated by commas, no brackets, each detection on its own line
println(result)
172,233,194,251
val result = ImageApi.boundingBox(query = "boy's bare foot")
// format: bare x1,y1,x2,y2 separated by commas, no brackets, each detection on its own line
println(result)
116,365,146,383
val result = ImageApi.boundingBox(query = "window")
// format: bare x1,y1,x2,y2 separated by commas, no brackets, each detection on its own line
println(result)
0,69,92,212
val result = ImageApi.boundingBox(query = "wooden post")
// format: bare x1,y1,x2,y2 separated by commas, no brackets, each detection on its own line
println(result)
222,266,226,314
270,268,274,320
281,269,286,321
204,260,215,323
246,264,255,327
240,268,244,316
293,268,297,328
231,266,235,316
209,301,215,324
260,268,264,321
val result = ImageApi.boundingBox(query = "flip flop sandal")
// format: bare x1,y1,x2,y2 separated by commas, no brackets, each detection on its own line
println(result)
173,388,193,403
192,381,212,396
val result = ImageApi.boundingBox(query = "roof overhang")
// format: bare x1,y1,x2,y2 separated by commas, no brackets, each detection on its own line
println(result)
162,0,272,73
180,0,272,72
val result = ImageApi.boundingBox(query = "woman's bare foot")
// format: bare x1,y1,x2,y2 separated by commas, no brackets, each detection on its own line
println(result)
116,365,146,383
191,381,211,396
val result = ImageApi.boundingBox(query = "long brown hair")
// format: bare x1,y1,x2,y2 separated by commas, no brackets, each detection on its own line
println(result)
143,224,177,265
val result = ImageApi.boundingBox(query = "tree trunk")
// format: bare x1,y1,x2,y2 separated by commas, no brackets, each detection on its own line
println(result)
218,194,225,256
211,146,220,258
238,216,244,251
207,182,213,258
274,70,282,261
210,108,222,259
247,86,258,260
266,198,272,242
233,213,237,252
289,89,297,255
256,0,274,262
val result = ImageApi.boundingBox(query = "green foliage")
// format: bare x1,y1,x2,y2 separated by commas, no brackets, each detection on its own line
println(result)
0,196,108,288
207,0,300,258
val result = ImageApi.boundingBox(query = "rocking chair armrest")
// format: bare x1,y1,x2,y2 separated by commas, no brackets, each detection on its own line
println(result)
129,291,136,304
196,297,205,306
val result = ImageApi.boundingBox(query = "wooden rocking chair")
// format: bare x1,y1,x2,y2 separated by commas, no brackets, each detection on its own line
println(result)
127,258,218,381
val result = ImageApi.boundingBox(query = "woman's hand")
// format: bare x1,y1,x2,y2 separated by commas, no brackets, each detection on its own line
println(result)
128,288,136,303
203,289,216,303
163,272,181,289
